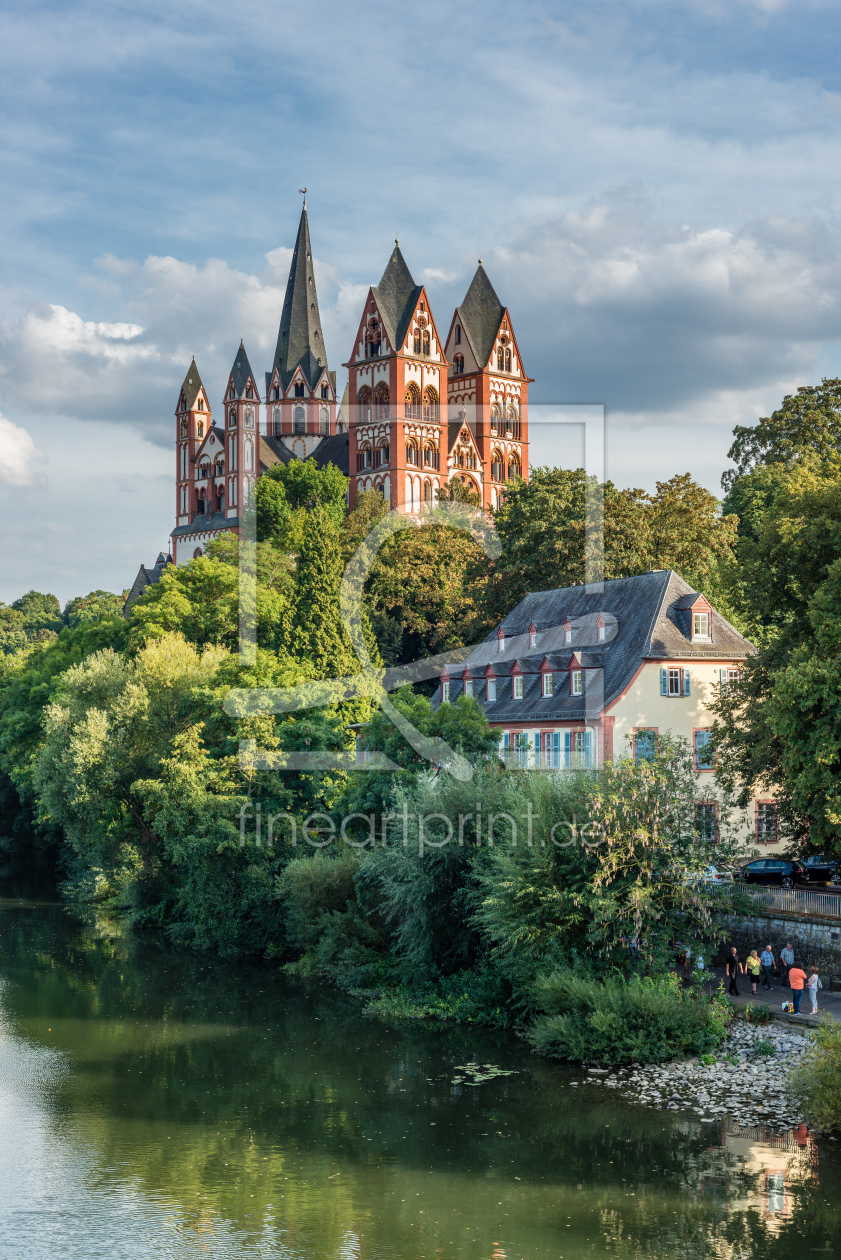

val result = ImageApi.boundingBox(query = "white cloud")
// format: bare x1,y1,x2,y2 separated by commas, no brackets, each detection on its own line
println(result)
0,413,42,487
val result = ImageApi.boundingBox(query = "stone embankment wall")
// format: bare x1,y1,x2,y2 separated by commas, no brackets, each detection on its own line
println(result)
714,912,841,979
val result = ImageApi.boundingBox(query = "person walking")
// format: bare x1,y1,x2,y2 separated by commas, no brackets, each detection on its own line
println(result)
759,944,776,990
807,967,821,1015
745,950,762,995
788,961,807,1014
781,942,795,985
726,946,744,996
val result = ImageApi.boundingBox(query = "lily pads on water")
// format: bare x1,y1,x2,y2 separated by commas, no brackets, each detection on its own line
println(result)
451,1061,518,1086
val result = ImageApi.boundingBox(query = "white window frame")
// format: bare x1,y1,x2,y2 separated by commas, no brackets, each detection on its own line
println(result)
693,611,710,639
464,679,473,697
571,670,583,696
513,675,524,699
564,628,572,644
442,680,450,703
487,678,497,702
542,672,553,697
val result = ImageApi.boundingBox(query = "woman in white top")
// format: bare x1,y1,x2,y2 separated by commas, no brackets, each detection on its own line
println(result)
807,967,821,1014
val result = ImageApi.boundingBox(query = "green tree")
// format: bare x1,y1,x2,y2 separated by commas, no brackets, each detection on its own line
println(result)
252,459,347,549
723,377,841,493
63,589,125,626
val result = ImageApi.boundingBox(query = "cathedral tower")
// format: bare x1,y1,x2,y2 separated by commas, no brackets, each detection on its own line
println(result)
266,203,337,457
444,263,531,510
344,243,447,511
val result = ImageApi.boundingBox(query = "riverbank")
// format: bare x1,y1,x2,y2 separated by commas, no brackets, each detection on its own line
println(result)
577,1020,815,1134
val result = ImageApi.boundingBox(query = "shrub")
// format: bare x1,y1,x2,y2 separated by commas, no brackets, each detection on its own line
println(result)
276,851,360,951
789,1020,841,1134
755,1039,775,1056
738,1002,772,1025
527,969,731,1065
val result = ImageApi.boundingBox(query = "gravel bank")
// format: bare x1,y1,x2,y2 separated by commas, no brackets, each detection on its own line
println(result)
569,1022,812,1131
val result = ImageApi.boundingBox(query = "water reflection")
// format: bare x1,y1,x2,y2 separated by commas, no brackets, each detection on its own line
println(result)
0,894,838,1259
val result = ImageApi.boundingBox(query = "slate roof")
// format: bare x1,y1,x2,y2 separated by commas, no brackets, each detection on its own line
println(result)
170,512,240,539
259,433,350,477
436,570,755,722
272,206,329,391
373,244,422,352
180,358,204,410
230,342,255,398
123,553,172,615
456,264,505,369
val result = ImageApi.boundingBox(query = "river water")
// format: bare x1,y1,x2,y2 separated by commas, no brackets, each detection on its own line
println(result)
0,888,839,1259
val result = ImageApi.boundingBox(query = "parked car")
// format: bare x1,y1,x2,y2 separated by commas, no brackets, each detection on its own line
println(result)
701,865,732,884
734,859,808,889
800,855,838,883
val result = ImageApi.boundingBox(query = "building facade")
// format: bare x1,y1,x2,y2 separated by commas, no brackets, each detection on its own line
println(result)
169,208,529,561
436,569,779,853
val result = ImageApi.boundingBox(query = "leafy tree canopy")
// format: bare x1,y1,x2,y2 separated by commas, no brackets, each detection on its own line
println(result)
723,378,841,494
253,459,347,549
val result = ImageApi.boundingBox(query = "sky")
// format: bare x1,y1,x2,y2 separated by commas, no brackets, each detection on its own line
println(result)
2,0,841,603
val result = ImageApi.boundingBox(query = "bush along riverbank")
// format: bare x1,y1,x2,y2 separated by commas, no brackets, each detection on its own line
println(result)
579,1019,813,1134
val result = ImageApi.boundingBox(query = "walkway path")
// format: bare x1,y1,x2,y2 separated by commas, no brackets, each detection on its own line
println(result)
706,965,840,1025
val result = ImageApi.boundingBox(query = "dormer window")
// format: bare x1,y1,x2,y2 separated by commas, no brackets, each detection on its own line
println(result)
597,625,605,642
571,670,583,696
564,623,572,645
497,628,505,653
693,612,710,639
463,677,473,697
529,623,537,648
513,675,523,700
542,672,553,697
442,679,450,703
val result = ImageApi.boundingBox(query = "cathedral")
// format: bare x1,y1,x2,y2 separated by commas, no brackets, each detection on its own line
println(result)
168,205,531,564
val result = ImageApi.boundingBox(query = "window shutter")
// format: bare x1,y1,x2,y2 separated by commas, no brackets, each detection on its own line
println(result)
683,668,691,696
660,667,667,695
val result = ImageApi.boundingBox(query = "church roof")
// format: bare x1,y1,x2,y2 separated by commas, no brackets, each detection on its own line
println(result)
180,358,204,410
456,264,505,369
230,342,255,398
373,244,423,351
272,205,328,391
260,433,350,477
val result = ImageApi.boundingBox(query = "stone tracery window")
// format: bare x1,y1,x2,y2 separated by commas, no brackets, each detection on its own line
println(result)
356,386,372,422
294,405,306,434
453,354,464,375
405,383,421,419
422,386,439,424
373,382,390,420
490,403,502,434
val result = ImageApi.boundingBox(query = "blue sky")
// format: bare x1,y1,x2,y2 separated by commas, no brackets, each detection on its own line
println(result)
2,0,841,602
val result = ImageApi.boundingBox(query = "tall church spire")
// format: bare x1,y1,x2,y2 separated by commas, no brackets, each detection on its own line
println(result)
272,205,328,391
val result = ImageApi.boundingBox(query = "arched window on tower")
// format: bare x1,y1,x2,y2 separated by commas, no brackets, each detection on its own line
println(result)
422,386,439,424
405,383,421,419
423,479,433,505
422,330,430,356
319,406,329,435
294,382,305,398
244,440,253,470
357,386,372,423
273,406,281,435
453,354,464,375
294,406,306,434
229,384,235,399
180,418,188,438
197,422,205,438
455,325,461,345
405,440,419,467
497,346,505,370
491,450,504,483
490,403,502,435
413,329,421,355
506,403,520,440
507,452,521,480
193,547,203,559
505,349,512,372
373,382,390,420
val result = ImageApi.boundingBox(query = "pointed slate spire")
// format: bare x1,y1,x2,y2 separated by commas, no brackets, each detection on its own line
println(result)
273,206,328,391
372,241,422,350
180,357,204,410
230,340,255,398
457,263,505,369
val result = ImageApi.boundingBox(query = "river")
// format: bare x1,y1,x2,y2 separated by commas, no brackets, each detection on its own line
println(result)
0,886,839,1258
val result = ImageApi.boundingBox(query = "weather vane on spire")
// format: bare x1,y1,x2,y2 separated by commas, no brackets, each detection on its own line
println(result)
299,187,307,207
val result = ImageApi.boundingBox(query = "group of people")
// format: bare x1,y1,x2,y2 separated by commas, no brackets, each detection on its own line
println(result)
725,942,822,1015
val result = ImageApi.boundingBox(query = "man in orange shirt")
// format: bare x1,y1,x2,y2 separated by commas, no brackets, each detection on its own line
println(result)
788,961,807,1014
